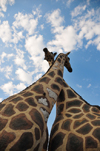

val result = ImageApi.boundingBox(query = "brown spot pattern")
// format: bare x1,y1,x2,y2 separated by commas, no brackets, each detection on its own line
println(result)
58,70,63,77
92,128,100,141
91,120,100,126
9,113,33,130
0,104,5,110
68,108,81,113
61,119,72,131
92,107,99,113
50,123,59,139
57,104,64,115
85,136,97,148
73,113,84,119
67,89,77,98
10,132,33,151
49,132,65,151
48,71,55,77
66,100,82,108
10,96,23,104
2,104,15,117
22,92,33,97
57,89,65,102
25,97,37,107
65,113,72,117
35,128,40,140
43,127,49,150
0,130,15,151
0,117,8,131
40,77,50,84
66,133,83,151
31,84,44,94
51,84,60,91
16,102,29,111
55,77,63,85
73,118,88,129
63,81,68,87
82,104,90,112
76,123,92,135
29,109,44,135
86,113,96,120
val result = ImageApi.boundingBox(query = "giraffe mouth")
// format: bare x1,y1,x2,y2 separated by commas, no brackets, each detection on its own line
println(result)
68,67,72,72
43,48,48,53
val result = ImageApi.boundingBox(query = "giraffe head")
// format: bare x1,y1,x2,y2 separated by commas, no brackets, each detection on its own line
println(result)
43,48,57,66
64,52,72,72
43,47,72,72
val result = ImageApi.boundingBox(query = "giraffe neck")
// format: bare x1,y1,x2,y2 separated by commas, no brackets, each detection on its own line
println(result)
56,80,100,116
28,53,66,122
3,53,66,123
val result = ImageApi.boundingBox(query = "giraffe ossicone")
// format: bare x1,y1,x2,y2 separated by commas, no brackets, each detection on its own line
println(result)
0,47,72,151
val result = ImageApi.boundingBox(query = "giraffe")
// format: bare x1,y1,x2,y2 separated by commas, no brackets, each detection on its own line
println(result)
0,48,72,151
48,80,100,151
44,50,100,151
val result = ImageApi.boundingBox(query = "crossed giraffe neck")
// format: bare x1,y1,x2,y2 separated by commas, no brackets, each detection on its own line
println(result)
49,80,100,151
0,49,71,151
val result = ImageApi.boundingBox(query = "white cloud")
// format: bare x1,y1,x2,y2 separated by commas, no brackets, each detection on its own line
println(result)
72,8,100,51
34,73,42,81
71,5,87,18
5,65,13,79
14,48,27,70
0,52,7,64
87,84,91,88
13,12,38,35
0,81,26,96
15,68,33,84
46,9,82,52
15,83,26,92
0,81,14,96
66,0,74,7
0,52,14,65
46,9,64,28
12,28,24,44
48,26,81,52
25,35,44,66
77,84,82,88
0,0,15,17
0,21,12,43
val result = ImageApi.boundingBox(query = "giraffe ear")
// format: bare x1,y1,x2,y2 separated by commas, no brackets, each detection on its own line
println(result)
54,52,57,57
66,52,71,56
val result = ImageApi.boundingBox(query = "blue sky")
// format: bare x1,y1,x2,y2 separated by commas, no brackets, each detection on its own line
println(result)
0,0,100,134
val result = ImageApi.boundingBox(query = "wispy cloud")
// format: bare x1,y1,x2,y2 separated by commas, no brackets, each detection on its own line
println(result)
0,81,26,96
0,0,15,17
66,0,74,7
0,21,12,43
46,9,81,52
72,6,100,51
77,84,82,88
71,5,87,18
46,9,64,28
87,84,91,88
